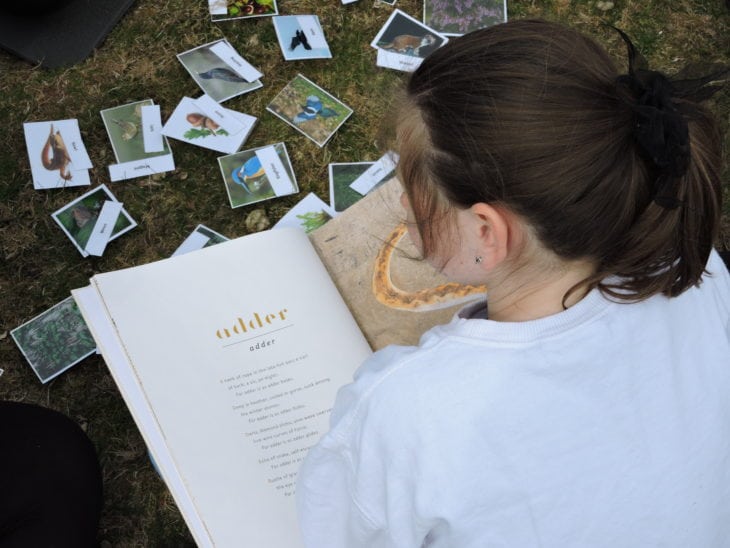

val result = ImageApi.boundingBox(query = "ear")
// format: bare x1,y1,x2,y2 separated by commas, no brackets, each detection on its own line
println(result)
468,202,520,269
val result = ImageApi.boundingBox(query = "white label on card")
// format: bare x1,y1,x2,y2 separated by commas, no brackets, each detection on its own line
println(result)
85,201,123,256
376,49,423,72
141,105,164,153
349,151,398,195
172,230,212,257
295,16,328,50
64,120,93,169
255,146,293,196
108,154,176,182
209,42,263,82
194,94,245,135
208,0,228,14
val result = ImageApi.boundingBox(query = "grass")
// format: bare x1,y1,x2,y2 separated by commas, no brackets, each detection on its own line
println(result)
0,0,728,544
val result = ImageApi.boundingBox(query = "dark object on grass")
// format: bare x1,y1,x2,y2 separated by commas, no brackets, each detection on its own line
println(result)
198,67,248,83
290,29,312,51
0,0,136,68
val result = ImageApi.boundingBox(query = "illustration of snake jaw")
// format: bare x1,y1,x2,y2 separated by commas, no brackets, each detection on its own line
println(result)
41,125,73,180
372,223,487,311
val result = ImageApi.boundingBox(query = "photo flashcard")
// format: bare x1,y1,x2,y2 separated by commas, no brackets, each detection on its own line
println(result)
178,39,264,103
266,74,352,147
217,142,298,208
423,0,507,36
371,9,448,71
172,224,230,257
23,119,92,190
273,192,335,233
208,0,278,22
272,15,332,61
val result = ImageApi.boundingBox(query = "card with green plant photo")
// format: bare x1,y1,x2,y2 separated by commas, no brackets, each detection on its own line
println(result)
52,184,137,257
178,39,264,103
266,74,353,147
329,162,393,213
273,192,335,233
217,142,298,208
11,296,96,383
423,0,507,36
208,0,278,22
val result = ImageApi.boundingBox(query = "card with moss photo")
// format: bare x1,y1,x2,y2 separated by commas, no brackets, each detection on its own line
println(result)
11,296,97,383
267,74,353,147
208,0,278,22
273,192,335,233
52,184,137,256
423,0,507,36
178,40,263,103
100,100,171,164
329,162,393,213
218,142,298,208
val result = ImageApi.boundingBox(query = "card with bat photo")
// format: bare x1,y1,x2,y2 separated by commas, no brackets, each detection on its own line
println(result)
162,95,257,154
208,0,278,22
177,39,264,103
23,119,92,190
11,296,97,383
424,0,507,36
266,74,352,147
217,142,298,208
51,184,137,257
371,9,448,71
272,15,332,61
100,99,176,181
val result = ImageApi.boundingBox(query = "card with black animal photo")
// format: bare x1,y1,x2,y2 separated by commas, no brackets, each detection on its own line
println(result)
177,39,263,103
371,9,447,70
272,15,332,61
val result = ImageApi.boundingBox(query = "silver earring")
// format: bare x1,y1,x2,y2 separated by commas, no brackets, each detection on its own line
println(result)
475,256,483,264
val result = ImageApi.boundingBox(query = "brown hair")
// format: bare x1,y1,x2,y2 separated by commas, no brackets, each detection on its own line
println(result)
397,19,723,301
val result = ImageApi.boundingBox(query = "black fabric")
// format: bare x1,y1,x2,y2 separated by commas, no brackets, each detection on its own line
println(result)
0,0,136,69
0,402,102,548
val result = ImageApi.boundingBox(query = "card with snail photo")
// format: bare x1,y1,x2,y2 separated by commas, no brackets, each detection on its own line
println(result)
162,95,257,154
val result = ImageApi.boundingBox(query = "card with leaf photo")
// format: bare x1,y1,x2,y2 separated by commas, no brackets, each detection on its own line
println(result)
272,15,332,61
51,184,137,257
273,192,335,233
267,74,352,147
423,0,507,36
217,142,298,208
208,0,278,22
11,296,97,383
178,40,264,103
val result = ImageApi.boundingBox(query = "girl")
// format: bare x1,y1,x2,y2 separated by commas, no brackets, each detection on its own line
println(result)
297,20,730,547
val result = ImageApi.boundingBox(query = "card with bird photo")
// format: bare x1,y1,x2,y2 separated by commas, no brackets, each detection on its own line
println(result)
217,142,299,209
371,9,448,71
51,184,137,257
177,39,264,103
266,74,352,147
272,15,332,61
208,0,278,22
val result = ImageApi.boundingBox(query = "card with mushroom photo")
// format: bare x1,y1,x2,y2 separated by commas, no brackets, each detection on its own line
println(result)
208,0,278,22
162,96,257,154
266,74,352,147
178,39,264,103
272,15,332,61
51,184,137,257
423,0,507,36
217,142,299,208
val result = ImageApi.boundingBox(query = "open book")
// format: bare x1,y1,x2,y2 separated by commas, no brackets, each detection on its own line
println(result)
73,179,485,547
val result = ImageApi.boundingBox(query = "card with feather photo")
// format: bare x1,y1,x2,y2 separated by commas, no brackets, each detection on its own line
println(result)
272,15,332,61
266,74,352,147
177,39,264,103
371,9,448,70
217,142,298,208
51,184,137,257
423,0,507,36
208,0,278,22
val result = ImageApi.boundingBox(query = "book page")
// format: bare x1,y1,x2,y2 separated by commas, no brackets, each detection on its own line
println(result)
90,228,371,547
